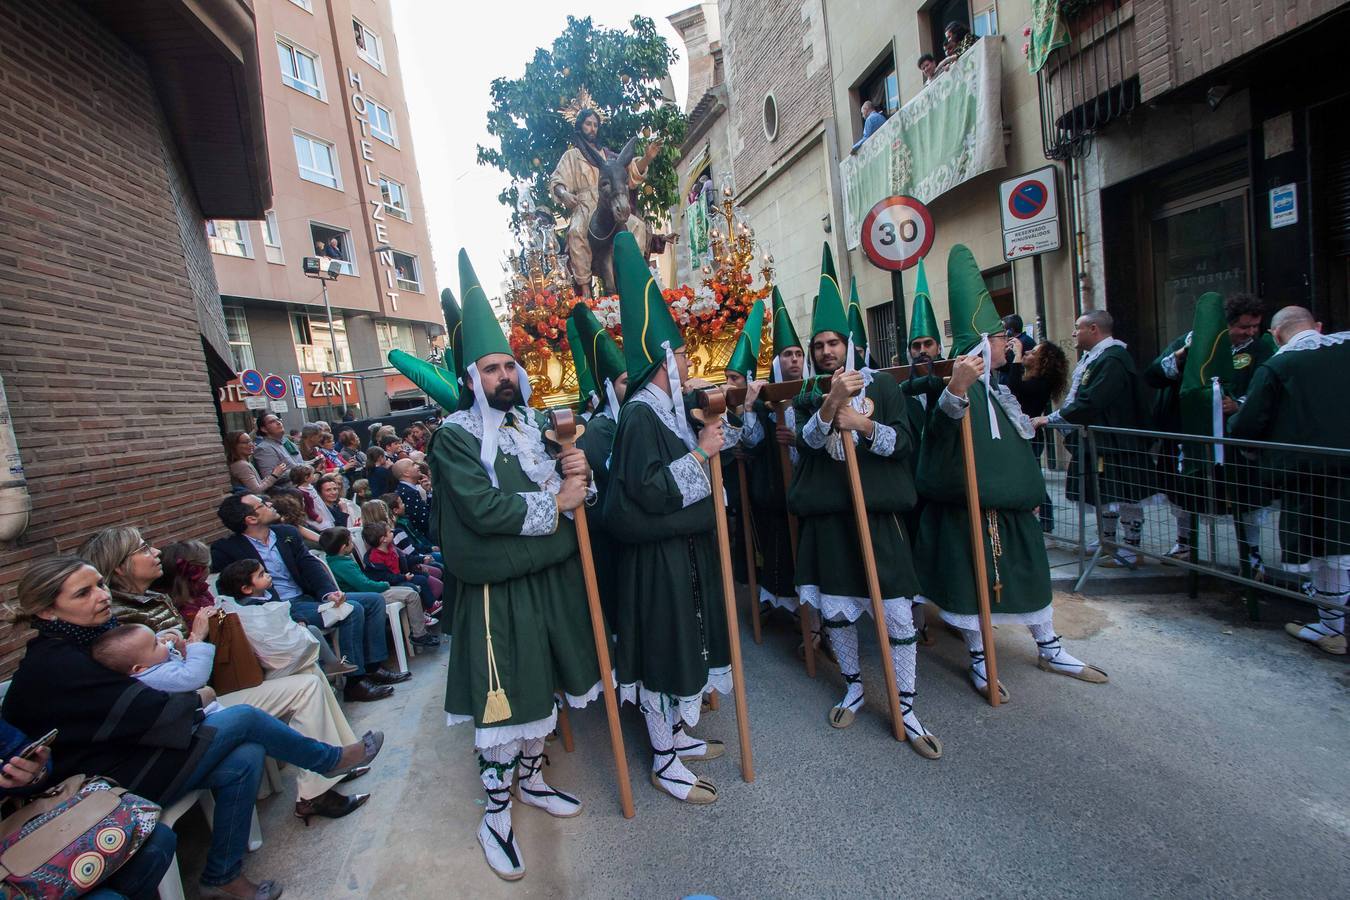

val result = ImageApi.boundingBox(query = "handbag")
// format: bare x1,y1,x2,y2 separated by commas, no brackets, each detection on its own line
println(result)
0,775,160,899
206,607,265,694
219,600,321,679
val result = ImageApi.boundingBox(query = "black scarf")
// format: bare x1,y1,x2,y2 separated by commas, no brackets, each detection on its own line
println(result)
33,615,119,648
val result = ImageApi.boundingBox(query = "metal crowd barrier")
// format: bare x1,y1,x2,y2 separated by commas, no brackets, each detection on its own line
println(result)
1036,423,1089,580
1061,425,1350,612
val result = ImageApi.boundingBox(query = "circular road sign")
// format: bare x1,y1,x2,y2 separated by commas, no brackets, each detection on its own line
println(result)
1007,179,1049,220
861,195,934,272
263,375,288,401
239,369,264,395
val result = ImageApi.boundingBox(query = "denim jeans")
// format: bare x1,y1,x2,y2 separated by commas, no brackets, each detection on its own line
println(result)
86,823,177,900
165,705,343,885
289,591,388,671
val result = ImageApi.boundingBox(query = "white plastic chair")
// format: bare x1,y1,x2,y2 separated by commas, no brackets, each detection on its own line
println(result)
309,550,410,673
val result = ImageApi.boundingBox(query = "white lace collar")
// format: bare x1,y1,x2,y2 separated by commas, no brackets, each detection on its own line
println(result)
630,383,696,449
1276,329,1350,355
446,407,561,493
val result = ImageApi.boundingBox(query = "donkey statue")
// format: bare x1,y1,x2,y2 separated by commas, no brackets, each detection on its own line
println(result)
570,133,640,297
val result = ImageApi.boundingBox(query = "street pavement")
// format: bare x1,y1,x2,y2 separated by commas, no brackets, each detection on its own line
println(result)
179,589,1348,899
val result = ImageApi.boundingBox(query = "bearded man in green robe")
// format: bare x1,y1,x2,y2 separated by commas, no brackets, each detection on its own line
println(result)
429,251,603,881
604,231,733,805
789,243,942,760
919,245,1108,702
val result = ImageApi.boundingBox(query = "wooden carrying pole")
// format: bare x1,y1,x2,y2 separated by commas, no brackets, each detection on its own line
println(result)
547,410,636,817
776,400,814,677
695,388,755,782
736,457,763,645
958,411,1001,708
839,413,907,744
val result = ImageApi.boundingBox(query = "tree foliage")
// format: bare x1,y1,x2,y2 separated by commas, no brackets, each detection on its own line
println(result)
477,16,688,232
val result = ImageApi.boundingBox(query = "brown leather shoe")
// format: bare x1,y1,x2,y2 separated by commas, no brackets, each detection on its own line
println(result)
342,678,394,702
366,668,411,685
294,790,370,825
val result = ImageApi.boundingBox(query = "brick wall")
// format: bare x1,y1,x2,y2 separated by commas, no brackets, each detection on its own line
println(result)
721,0,834,189
0,0,232,675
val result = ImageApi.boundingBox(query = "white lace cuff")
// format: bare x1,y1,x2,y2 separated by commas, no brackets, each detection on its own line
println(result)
669,453,711,507
1160,353,1180,380
740,411,764,447
868,422,897,457
519,492,558,536
802,411,830,449
938,388,969,420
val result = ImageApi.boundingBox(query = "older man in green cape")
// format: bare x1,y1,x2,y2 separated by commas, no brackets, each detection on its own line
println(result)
789,243,941,759
411,250,602,881
919,245,1107,702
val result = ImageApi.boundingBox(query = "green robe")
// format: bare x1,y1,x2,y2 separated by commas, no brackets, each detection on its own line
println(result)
1057,343,1153,506
429,408,601,739
577,410,619,626
1228,333,1350,563
916,382,1053,624
603,392,730,706
746,403,798,604
788,372,920,615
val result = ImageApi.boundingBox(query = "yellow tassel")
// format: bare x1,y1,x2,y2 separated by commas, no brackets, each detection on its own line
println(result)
480,584,512,723
482,688,512,724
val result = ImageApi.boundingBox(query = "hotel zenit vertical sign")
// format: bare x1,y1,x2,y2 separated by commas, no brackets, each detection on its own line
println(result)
348,67,400,312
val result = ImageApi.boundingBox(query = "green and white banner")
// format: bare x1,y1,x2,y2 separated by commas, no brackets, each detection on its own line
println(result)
686,196,711,264
841,37,1006,251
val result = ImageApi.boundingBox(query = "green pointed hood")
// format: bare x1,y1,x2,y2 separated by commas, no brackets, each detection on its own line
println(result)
770,286,803,358
388,349,460,412
565,316,597,412
1179,292,1234,435
947,244,1002,356
458,249,511,365
810,243,850,341
909,257,940,346
727,300,765,379
439,287,465,379
847,276,870,365
570,301,626,412
615,230,683,395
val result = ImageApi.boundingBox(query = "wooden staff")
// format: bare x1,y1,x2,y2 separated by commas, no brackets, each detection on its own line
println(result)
837,398,907,744
735,457,763,645
546,410,636,818
775,400,814,678
731,359,955,407
693,387,755,783
958,409,1001,708
556,702,575,752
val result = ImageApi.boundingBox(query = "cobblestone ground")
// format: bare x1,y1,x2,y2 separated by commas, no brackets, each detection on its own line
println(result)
178,589,1348,899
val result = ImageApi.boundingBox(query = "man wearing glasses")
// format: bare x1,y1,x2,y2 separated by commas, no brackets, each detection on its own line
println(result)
211,494,409,702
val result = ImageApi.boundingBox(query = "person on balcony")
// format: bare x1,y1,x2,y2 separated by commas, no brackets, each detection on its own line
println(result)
850,100,887,152
917,52,938,84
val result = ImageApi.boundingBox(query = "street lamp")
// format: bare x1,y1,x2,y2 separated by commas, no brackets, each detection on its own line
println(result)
302,255,347,415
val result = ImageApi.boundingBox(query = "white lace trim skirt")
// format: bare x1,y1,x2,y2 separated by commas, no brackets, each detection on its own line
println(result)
446,675,610,749
619,666,732,728
797,585,914,622
759,585,799,612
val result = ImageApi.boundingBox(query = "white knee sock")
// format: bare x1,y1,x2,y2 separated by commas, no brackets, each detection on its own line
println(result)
961,627,996,690
1172,507,1190,546
1306,560,1349,636
823,619,864,711
642,697,699,799
1098,509,1119,544
1028,622,1087,673
1117,503,1143,546
885,603,929,738
478,740,520,837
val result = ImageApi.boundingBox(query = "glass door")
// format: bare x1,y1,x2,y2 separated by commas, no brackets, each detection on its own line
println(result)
1150,185,1251,351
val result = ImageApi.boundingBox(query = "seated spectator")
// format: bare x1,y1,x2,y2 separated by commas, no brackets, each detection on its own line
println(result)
850,100,887,152
364,446,394,498
362,522,441,606
377,492,443,568
81,526,374,821
216,560,356,679
319,528,439,647
153,539,217,621
318,474,360,528
211,494,411,702
350,478,373,507
289,464,333,530
226,430,287,495
269,491,322,546
404,422,430,453
917,52,937,84
3,557,385,899
2,715,179,899
378,434,407,461
392,459,434,545
314,431,347,475
253,413,303,477
337,429,367,469
297,423,326,467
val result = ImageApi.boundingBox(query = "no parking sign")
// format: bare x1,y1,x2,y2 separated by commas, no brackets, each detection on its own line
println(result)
999,166,1061,261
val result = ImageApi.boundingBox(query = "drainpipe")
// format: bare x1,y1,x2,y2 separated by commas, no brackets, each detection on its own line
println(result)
0,373,31,542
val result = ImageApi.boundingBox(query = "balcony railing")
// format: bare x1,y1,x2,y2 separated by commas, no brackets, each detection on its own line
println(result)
1037,0,1139,159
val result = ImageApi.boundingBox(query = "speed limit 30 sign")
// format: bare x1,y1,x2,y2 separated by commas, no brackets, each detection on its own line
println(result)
860,196,935,272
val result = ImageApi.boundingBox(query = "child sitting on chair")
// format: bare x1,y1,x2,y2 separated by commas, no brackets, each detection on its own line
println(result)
319,527,439,647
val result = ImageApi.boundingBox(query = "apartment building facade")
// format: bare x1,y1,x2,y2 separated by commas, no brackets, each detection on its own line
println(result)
207,0,442,431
